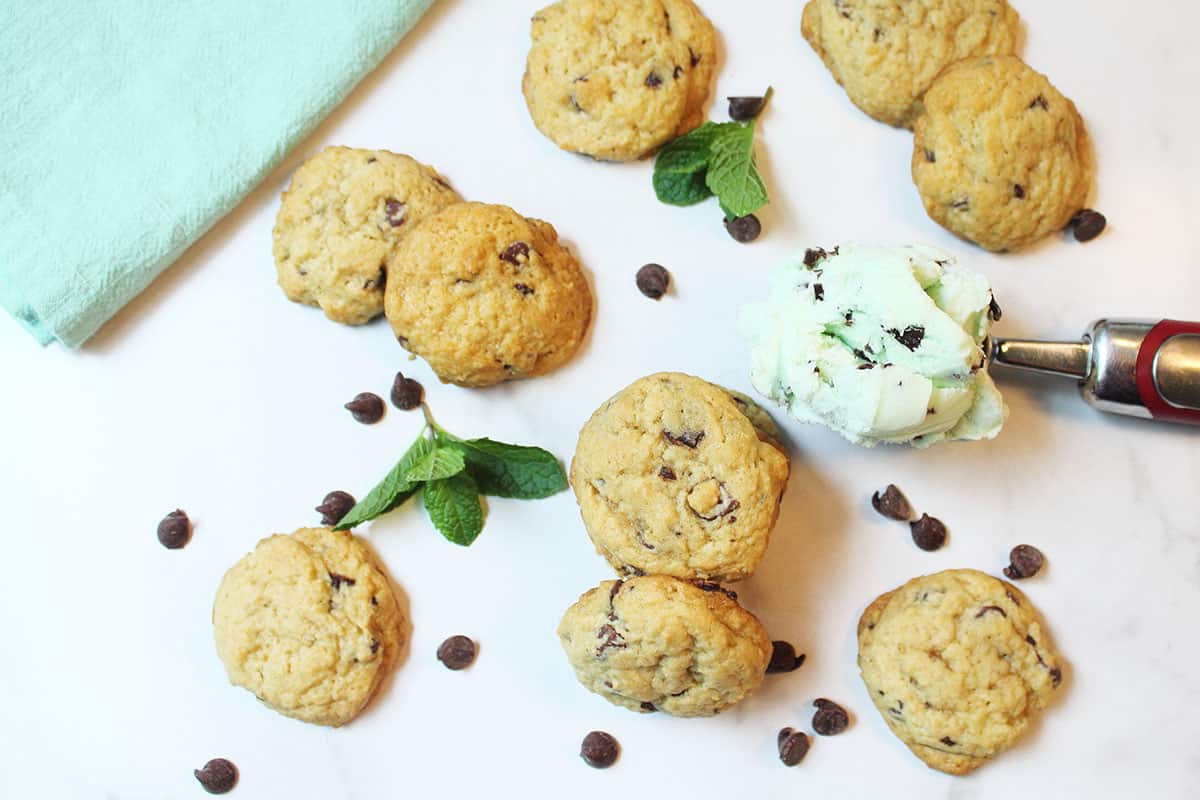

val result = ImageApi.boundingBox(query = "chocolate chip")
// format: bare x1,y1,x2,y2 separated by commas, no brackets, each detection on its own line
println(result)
988,294,1003,321
596,624,626,656
384,197,406,227
1013,183,1025,199
662,429,704,448
887,325,926,351
156,509,190,549
514,282,535,296
194,758,237,794
940,736,956,746
329,572,355,590
871,485,913,521
1070,209,1107,242
344,392,384,424
975,605,1006,618
1049,667,1063,686
767,641,805,673
437,635,477,670
813,283,824,301
390,373,424,410
673,65,684,78
636,263,670,299
812,699,850,735
724,214,761,243
777,728,810,766
640,701,657,712
366,156,377,164
728,95,767,121
693,580,738,600
659,465,677,480
580,731,619,768
803,247,835,267
316,491,355,525
910,514,947,551
645,71,662,87
924,149,936,163
500,241,530,265
370,639,380,653
1003,544,1045,579
1030,94,1050,111
951,197,970,211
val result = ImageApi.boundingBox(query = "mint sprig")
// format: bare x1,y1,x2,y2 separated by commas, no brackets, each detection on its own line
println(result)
333,405,569,546
652,88,772,218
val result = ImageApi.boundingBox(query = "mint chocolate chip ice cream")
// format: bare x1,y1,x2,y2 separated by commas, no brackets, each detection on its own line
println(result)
740,244,1006,448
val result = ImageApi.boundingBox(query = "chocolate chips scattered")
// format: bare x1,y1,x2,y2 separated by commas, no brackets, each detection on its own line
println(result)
728,94,767,121
988,294,1003,321
813,283,824,301
975,605,1006,619
316,491,355,526
1003,544,1045,579
1070,209,1107,242
724,214,761,243
329,572,355,590
436,635,478,670
812,698,850,736
777,728,811,766
803,246,837,267
390,372,424,410
924,149,936,163
514,282,535,296
500,241,530,265
384,198,406,227
157,509,191,549
871,485,913,521
194,758,238,794
1030,94,1050,111
636,263,671,299
344,392,384,424
766,640,806,674
887,325,926,351
910,514,948,551
662,429,704,448
1013,183,1026,199
658,465,677,480
580,731,620,768
645,71,663,88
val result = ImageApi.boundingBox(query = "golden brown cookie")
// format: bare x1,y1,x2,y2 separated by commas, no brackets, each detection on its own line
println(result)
801,0,1020,128
522,0,716,161
558,575,772,716
570,373,790,582
912,56,1093,252
272,146,461,324
212,527,406,727
383,202,592,387
858,569,1064,774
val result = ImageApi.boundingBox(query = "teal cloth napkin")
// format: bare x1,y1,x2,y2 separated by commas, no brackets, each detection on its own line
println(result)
0,0,436,348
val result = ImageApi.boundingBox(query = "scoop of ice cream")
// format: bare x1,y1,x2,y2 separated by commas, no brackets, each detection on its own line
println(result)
739,244,1006,448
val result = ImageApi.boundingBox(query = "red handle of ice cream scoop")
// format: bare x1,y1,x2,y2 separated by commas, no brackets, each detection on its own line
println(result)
1134,320,1200,425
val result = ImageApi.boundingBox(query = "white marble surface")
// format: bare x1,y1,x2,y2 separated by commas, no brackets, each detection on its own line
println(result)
3,1,1199,797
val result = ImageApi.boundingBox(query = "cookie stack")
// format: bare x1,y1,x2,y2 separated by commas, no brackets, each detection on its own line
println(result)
802,0,1095,252
557,372,791,716
272,146,593,387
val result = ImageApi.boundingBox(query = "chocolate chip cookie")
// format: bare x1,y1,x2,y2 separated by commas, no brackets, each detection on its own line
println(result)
523,0,717,161
570,373,790,582
212,527,406,727
801,0,1020,128
912,56,1093,252
858,569,1064,774
383,202,593,387
558,575,772,716
273,146,461,324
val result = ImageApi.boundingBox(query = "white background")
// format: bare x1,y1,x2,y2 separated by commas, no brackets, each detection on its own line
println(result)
3,1,1199,797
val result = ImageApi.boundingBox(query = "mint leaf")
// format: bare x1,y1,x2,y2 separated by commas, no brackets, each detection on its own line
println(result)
653,169,713,206
705,122,768,218
424,470,484,546
444,436,568,499
335,435,434,530
403,445,465,483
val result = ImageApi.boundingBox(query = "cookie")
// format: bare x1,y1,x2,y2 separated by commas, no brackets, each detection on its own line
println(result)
522,0,716,161
273,146,461,324
212,527,406,727
912,56,1093,252
857,569,1064,775
558,575,772,716
570,373,790,582
383,202,592,387
801,0,1020,128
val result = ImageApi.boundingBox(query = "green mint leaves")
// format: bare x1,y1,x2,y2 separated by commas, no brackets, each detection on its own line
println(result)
652,89,772,218
333,410,568,547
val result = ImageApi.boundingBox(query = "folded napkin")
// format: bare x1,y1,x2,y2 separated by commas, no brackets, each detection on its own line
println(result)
0,0,436,347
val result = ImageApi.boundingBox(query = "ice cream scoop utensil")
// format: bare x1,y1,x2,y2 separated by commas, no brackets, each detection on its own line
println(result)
988,319,1200,425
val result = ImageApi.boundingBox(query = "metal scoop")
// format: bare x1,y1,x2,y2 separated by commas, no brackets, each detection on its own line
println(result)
987,319,1200,425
